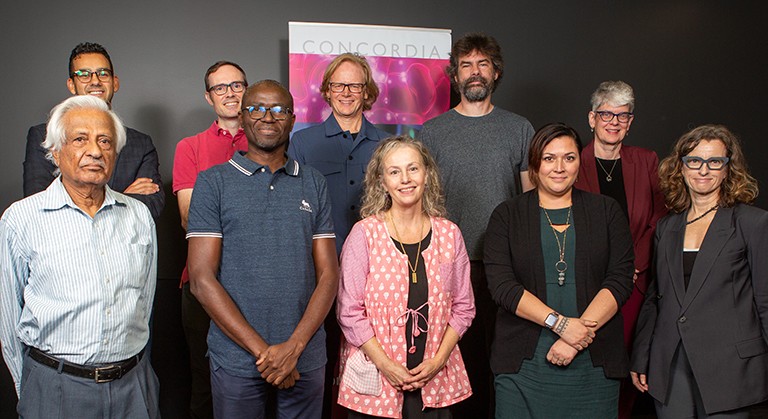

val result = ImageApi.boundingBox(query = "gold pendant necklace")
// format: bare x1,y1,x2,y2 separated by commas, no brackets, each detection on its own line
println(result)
542,206,571,286
596,157,619,182
390,212,425,284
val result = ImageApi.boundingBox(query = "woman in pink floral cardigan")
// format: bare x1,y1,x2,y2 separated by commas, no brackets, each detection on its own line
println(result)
336,136,476,418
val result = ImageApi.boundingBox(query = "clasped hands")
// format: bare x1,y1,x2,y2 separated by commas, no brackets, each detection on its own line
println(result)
255,340,302,389
378,356,446,392
546,316,597,367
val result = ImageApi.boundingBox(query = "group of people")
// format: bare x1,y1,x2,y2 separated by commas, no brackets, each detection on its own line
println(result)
0,31,766,419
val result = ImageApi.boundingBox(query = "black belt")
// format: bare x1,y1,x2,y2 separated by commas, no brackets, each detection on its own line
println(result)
28,347,143,383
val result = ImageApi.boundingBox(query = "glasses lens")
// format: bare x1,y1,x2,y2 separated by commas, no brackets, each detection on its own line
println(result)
96,69,112,81
329,83,344,93
596,111,613,122
707,158,726,170
683,157,702,169
231,82,245,93
617,112,632,123
348,83,364,93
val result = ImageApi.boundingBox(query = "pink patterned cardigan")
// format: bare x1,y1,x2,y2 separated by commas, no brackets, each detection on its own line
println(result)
336,215,475,418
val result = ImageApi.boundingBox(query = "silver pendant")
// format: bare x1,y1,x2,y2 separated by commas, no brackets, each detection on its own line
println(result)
606,175,613,182
555,260,567,286
558,272,565,286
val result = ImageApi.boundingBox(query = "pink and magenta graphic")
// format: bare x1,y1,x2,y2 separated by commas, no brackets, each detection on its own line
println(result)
290,54,450,127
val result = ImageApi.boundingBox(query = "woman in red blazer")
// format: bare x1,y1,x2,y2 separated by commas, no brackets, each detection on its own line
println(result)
574,81,666,418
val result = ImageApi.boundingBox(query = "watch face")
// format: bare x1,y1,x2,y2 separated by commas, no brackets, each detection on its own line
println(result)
545,313,558,329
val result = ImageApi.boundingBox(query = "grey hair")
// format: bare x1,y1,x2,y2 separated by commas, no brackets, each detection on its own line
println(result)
590,80,635,112
43,95,126,172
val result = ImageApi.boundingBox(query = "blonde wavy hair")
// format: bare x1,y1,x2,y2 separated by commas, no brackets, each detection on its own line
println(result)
658,124,758,213
359,136,446,219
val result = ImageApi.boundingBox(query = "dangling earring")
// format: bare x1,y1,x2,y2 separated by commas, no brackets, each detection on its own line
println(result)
590,127,594,133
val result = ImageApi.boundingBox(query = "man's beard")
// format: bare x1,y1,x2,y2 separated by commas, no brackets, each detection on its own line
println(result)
460,75,493,102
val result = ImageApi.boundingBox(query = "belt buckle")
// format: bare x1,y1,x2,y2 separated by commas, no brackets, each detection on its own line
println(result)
94,365,121,383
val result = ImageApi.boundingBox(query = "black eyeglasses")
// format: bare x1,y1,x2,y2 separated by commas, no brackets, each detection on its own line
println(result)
71,68,113,83
594,110,633,123
241,105,293,121
208,81,247,96
328,82,365,93
682,156,730,171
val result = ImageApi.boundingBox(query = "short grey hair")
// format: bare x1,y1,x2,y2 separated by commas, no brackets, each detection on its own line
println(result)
590,80,635,112
43,95,126,169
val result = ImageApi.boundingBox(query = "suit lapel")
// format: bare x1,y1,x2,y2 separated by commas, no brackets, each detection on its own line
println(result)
620,148,639,224
577,142,600,192
681,207,735,312
527,191,546,298
665,213,687,307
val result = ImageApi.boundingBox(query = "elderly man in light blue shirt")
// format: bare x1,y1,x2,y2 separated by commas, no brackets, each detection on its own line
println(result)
0,95,159,418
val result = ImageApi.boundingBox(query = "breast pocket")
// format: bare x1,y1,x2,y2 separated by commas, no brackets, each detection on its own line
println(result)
310,161,343,177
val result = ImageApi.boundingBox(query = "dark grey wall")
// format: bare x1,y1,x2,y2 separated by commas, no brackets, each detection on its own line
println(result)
1,1,766,416
1,1,765,280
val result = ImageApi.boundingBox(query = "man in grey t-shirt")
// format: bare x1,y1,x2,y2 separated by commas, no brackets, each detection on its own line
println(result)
418,32,534,419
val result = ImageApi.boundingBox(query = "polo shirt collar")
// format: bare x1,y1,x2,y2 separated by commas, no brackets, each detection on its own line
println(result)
41,177,126,212
323,114,376,139
211,120,245,138
229,151,300,177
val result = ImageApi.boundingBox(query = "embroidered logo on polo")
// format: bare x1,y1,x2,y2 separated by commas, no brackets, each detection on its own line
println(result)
300,200,313,213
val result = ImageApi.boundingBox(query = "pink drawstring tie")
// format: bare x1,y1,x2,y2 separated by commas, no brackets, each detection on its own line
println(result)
396,302,429,354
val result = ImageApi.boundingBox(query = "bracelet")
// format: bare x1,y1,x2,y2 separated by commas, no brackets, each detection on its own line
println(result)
554,316,569,335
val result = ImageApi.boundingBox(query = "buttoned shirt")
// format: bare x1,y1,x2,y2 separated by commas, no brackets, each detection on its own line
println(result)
186,152,334,376
0,178,157,395
289,115,389,254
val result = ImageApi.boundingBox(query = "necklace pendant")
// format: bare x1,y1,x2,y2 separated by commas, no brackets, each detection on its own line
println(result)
606,175,613,182
412,272,417,283
558,272,565,286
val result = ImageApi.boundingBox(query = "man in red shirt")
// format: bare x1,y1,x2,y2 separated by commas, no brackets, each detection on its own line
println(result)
172,61,248,419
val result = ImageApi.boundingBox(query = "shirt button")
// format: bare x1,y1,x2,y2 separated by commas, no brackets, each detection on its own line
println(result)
350,205,356,211
679,316,687,323
106,309,111,315
260,168,265,173
105,278,110,283
103,339,108,344
100,250,105,256
348,155,353,160
349,180,355,185
343,133,348,139
269,185,274,190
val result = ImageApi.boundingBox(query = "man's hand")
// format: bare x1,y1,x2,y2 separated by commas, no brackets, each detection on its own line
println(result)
256,339,304,386
123,177,160,195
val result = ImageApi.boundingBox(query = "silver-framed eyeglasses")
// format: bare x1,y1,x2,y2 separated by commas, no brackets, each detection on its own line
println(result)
241,105,293,121
681,156,730,171
328,82,365,93
208,81,247,96
71,68,113,83
594,110,634,123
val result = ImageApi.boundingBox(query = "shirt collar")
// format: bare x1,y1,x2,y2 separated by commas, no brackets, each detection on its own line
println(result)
211,120,245,138
41,177,127,212
228,151,300,177
323,114,374,139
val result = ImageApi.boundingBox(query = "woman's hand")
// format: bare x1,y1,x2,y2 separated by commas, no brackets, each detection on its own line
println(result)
546,338,578,366
376,357,414,391
403,356,447,390
554,316,596,349
630,371,649,392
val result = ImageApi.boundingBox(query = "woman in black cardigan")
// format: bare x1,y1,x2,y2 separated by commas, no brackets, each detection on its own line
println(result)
484,123,634,418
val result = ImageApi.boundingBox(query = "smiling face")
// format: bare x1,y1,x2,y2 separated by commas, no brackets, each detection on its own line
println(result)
67,53,119,106
682,139,728,201
381,145,426,211
205,64,247,120
240,83,295,154
589,103,633,147
535,136,580,201
52,108,116,190
455,50,498,102
325,60,368,120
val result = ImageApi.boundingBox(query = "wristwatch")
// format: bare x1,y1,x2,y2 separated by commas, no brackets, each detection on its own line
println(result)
544,312,560,329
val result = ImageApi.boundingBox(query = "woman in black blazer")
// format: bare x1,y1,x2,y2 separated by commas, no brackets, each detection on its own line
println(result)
631,125,768,418
485,123,634,418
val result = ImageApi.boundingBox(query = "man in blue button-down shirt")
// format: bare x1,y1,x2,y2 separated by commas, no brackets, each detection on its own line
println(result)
0,95,159,418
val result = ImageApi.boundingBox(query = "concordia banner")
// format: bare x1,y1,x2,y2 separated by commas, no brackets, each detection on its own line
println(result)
289,22,452,135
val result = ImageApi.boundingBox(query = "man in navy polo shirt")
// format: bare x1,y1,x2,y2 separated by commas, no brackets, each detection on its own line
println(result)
186,80,339,419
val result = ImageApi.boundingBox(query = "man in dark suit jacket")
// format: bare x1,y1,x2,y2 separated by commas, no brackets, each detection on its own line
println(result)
22,42,164,218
